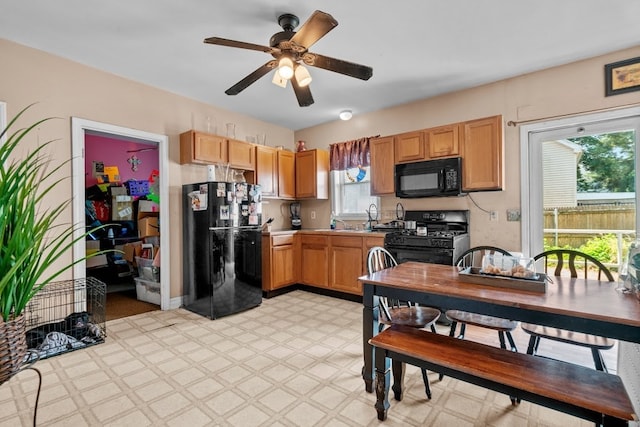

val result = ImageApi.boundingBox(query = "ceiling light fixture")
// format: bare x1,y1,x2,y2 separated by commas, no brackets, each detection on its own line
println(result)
277,57,294,80
339,110,353,121
294,64,312,87
272,72,288,88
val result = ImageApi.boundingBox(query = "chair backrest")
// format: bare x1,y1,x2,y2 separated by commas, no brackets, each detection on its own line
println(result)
533,249,614,282
367,246,398,274
367,247,398,322
455,246,511,268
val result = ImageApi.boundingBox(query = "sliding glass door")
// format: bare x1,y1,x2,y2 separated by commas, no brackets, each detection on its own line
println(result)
520,107,640,275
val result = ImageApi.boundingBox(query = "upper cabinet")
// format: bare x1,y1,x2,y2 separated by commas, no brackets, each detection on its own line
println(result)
179,130,255,171
461,115,503,191
180,130,227,165
425,124,460,159
296,149,329,199
255,146,296,199
368,115,503,195
394,126,461,164
370,136,395,196
277,150,296,199
394,131,425,163
255,145,278,197
228,138,255,171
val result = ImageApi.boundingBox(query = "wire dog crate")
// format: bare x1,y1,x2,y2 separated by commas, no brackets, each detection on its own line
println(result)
23,277,106,360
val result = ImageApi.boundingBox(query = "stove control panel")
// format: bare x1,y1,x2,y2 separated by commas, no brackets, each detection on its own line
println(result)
421,212,446,222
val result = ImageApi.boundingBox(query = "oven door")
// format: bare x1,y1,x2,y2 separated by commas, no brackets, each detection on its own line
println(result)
386,246,454,266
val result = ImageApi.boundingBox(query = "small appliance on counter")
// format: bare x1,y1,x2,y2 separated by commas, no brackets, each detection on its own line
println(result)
290,202,301,230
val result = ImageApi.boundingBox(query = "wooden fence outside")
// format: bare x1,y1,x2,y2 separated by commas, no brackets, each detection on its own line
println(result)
543,205,636,248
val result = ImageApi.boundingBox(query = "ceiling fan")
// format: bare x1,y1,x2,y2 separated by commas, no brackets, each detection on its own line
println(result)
204,10,373,107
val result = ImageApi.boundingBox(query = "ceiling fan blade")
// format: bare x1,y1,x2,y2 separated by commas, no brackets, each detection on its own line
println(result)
204,36,275,54
291,77,314,107
290,10,338,50
303,53,373,80
225,61,276,95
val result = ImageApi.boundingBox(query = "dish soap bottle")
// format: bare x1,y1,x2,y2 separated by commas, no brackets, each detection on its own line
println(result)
330,211,336,230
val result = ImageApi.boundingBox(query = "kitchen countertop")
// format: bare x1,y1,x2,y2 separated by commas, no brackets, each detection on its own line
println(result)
263,229,387,237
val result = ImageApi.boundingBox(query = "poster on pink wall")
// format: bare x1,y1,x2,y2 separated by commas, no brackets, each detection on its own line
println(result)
84,133,159,189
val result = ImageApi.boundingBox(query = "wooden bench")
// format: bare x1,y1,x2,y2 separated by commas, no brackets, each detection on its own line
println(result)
369,325,637,426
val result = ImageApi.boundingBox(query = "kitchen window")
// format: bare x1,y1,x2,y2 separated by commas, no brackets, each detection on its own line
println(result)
330,166,378,220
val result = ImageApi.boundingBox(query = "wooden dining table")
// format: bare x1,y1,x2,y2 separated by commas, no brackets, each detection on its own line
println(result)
360,262,640,395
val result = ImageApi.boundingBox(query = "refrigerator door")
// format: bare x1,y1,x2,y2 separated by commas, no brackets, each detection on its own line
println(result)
182,181,262,319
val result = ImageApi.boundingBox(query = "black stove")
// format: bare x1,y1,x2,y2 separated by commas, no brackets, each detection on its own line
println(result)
384,210,470,265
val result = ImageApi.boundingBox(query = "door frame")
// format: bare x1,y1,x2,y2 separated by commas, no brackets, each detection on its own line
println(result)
519,105,640,257
71,118,171,310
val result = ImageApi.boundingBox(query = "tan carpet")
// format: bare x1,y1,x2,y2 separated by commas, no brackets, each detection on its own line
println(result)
0,290,599,426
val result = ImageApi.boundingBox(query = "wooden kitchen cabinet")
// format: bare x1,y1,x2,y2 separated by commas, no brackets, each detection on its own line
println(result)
262,234,297,291
255,145,278,197
255,146,296,199
300,234,329,287
329,235,364,294
370,136,395,196
295,149,329,199
394,131,426,163
363,235,385,267
180,130,227,165
180,130,256,171
425,123,460,158
228,138,255,171
461,115,503,191
277,150,296,199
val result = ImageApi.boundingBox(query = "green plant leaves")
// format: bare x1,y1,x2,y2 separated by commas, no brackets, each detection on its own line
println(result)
0,104,112,321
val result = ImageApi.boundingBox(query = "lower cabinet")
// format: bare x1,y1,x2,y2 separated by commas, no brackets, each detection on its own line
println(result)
299,234,329,287
329,236,364,294
263,232,384,296
262,234,297,291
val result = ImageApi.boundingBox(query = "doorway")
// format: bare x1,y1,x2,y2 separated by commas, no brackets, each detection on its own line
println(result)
520,107,640,267
71,118,170,312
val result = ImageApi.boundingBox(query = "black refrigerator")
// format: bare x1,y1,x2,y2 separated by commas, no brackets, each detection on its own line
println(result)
182,181,263,319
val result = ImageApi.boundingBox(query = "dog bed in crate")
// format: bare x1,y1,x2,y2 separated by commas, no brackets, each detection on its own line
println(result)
23,277,106,361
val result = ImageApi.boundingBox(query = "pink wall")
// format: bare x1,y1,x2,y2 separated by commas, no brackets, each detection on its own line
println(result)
84,134,159,189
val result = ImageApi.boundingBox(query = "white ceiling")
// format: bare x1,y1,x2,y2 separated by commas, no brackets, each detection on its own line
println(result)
2,1,640,130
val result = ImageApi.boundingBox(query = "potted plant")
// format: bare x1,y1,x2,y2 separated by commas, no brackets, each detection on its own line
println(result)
0,104,109,384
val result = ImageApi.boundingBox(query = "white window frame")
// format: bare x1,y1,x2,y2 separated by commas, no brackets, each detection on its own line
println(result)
330,166,379,220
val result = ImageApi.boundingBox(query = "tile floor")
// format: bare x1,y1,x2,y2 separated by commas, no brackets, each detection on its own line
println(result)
0,290,607,426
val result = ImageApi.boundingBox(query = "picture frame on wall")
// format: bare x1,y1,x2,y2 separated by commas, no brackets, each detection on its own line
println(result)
605,56,640,96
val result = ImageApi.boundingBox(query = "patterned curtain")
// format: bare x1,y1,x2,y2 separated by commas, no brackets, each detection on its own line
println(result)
329,136,378,171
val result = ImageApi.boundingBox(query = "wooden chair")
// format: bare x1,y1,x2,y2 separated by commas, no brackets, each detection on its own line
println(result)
522,249,616,371
367,246,441,399
445,246,519,352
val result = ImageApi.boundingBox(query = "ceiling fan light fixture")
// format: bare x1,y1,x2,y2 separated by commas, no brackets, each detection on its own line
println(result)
339,110,353,121
294,64,312,87
272,71,288,88
295,65,313,87
277,57,294,80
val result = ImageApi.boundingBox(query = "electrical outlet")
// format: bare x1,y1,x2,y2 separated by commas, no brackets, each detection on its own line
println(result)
311,211,316,219
507,209,521,222
489,211,498,221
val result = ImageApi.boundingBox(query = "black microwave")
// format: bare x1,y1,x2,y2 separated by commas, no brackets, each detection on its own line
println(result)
395,157,463,198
